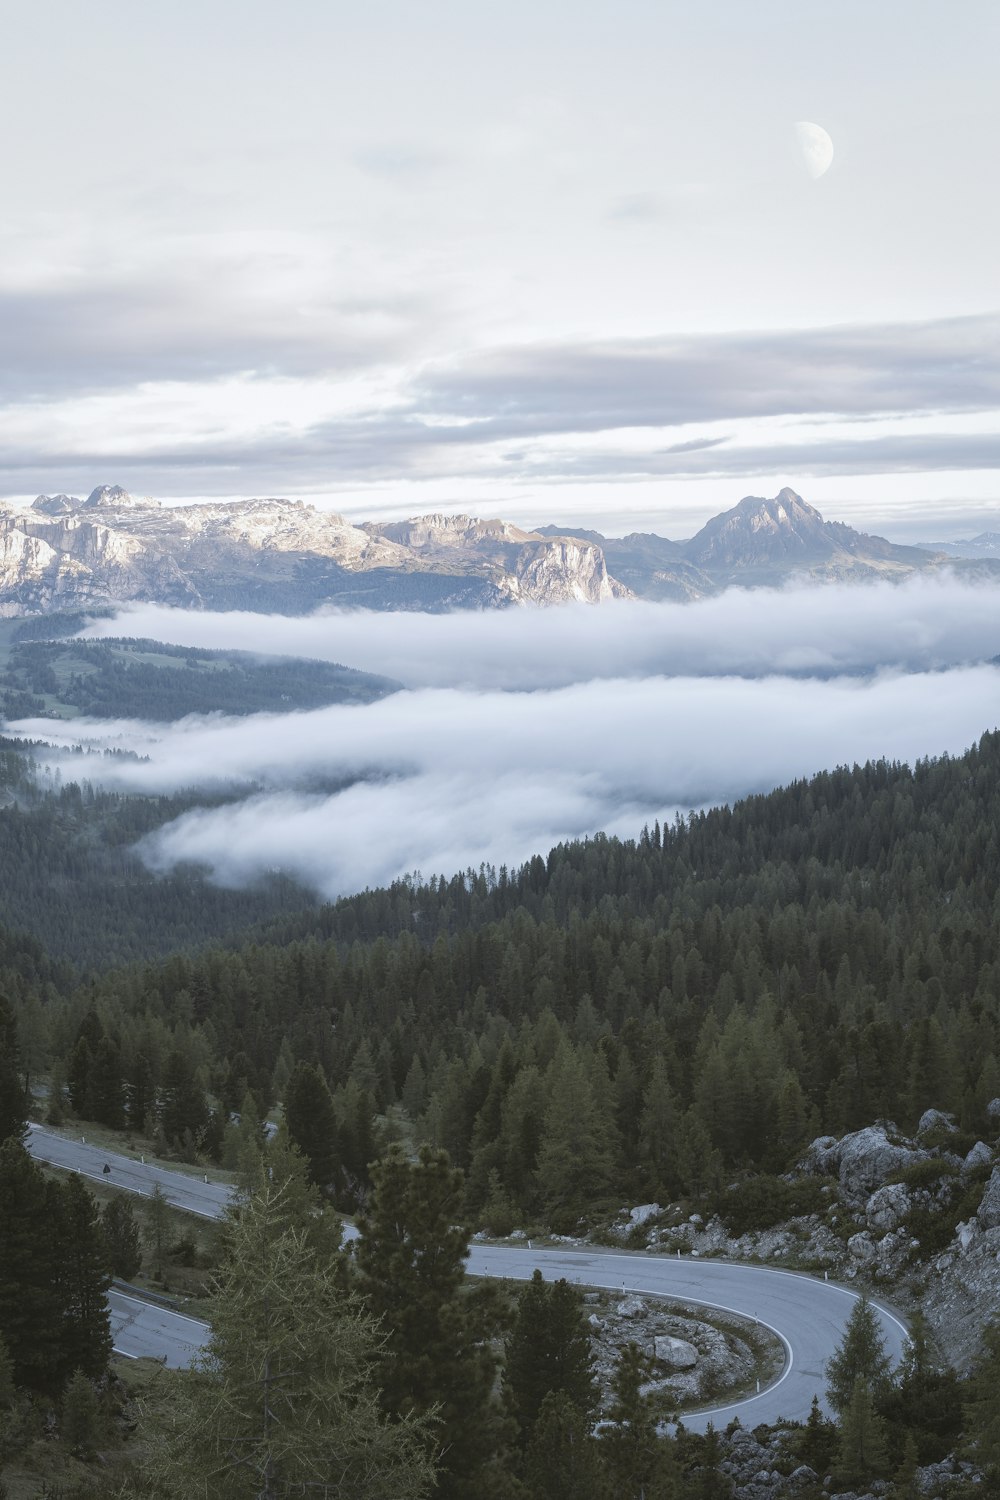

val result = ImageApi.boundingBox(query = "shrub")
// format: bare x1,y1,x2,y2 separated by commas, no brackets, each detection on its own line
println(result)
715,1175,834,1236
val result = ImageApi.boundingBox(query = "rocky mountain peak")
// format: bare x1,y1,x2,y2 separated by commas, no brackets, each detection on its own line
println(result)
683,487,909,579
31,494,81,516
83,484,149,510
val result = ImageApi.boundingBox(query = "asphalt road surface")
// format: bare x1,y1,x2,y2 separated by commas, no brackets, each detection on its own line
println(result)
26,1122,233,1218
27,1125,908,1423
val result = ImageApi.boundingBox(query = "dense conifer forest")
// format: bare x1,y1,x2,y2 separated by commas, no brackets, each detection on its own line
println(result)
2,729,1000,1493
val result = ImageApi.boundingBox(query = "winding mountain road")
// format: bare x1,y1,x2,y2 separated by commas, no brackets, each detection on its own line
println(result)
26,1124,908,1430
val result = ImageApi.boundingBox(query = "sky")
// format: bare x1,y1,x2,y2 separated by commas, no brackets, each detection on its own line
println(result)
14,579,1000,898
2,0,999,539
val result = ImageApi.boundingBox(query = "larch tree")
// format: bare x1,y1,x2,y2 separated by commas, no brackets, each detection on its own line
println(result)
151,1178,434,1500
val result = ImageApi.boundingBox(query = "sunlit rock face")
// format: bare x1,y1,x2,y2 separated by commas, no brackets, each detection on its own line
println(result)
0,492,629,615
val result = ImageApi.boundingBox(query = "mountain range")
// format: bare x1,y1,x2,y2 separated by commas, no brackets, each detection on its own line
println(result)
0,484,991,616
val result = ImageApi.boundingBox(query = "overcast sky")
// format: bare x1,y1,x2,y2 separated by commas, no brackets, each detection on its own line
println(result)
3,1,999,537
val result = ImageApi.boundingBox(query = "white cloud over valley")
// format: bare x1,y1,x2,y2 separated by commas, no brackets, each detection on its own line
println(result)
14,609,1000,898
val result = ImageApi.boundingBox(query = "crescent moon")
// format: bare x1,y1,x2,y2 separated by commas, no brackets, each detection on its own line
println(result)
794,121,834,179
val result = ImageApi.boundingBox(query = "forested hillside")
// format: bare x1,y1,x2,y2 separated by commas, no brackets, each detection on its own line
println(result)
30,730,1000,1229
0,742,316,968
0,619,397,722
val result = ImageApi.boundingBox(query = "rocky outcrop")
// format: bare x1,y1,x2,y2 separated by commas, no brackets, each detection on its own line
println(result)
964,1140,994,1172
800,1124,929,1204
977,1165,1000,1230
916,1107,958,1138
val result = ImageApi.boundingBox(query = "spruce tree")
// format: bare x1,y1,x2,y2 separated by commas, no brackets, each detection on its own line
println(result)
151,1179,433,1499
284,1060,340,1193
504,1269,597,1445
825,1295,893,1415
356,1143,508,1499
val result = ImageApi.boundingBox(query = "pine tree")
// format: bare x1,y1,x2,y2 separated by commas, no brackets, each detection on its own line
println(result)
151,1179,433,1499
102,1194,143,1280
356,1143,508,1499
284,1061,340,1194
834,1377,890,1490
602,1342,677,1499
825,1295,893,1415
0,996,26,1146
504,1269,597,1445
523,1390,607,1500
57,1173,113,1381
0,1139,66,1392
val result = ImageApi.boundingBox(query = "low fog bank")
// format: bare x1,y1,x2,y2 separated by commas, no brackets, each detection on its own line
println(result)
81,573,1000,691
13,664,999,901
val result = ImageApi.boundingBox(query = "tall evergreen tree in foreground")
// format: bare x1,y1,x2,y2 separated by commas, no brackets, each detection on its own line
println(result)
504,1269,597,1445
825,1295,893,1416
523,1390,607,1500
602,1341,677,1499
0,1142,111,1394
356,1143,509,1498
0,994,26,1145
152,1178,433,1499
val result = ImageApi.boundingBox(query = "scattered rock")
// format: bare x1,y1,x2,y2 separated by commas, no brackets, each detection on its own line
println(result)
964,1140,994,1171
916,1107,958,1137
847,1230,877,1264
986,1098,1000,1121
615,1295,648,1318
652,1335,698,1369
626,1203,662,1227
865,1182,912,1232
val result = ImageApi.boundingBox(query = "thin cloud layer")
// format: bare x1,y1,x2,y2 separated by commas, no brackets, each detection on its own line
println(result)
14,664,1000,898
82,573,1000,692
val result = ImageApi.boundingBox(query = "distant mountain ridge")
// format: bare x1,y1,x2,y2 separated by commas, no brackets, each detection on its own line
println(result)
0,484,988,616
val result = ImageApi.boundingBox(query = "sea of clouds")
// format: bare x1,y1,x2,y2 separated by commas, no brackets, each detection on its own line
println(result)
11,575,1000,898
